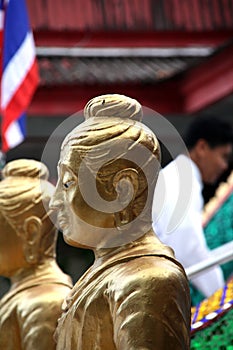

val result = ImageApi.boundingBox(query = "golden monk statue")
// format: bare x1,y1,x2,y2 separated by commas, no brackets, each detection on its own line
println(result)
51,94,191,349
0,159,72,350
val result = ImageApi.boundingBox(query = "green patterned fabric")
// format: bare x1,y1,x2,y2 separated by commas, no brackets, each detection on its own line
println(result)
191,307,233,349
190,193,233,306
204,193,233,280
190,284,205,306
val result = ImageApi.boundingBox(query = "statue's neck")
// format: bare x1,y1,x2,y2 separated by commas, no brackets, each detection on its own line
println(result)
10,259,60,290
93,229,158,265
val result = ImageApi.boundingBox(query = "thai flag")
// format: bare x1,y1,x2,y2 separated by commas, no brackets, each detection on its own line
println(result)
0,0,39,152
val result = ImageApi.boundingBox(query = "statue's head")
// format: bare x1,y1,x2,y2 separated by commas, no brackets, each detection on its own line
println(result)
50,94,161,249
0,159,56,277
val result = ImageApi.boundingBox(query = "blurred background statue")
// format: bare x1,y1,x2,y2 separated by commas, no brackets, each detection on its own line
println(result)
0,159,72,350
51,94,191,349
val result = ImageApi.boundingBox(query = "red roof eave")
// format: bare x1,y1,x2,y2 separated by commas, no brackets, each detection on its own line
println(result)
29,45,233,117
34,30,233,48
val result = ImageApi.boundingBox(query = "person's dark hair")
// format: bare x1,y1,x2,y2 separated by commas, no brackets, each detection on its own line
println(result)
184,116,233,150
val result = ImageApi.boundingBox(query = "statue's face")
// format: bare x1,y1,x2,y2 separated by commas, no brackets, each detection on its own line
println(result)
0,211,25,277
50,144,115,249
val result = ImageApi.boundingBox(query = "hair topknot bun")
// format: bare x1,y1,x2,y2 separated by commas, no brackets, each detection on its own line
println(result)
84,94,143,122
2,159,49,180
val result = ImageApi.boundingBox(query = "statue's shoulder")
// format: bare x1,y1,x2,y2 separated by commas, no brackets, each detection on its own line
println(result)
107,254,189,297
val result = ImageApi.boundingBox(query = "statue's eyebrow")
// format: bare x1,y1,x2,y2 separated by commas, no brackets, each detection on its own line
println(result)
56,162,66,175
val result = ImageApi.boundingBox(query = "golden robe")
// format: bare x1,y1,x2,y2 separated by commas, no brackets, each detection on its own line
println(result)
0,262,72,350
56,234,191,349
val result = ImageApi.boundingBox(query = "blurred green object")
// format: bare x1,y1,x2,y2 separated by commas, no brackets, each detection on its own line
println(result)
190,192,233,306
191,307,233,349
204,193,233,280
190,284,205,306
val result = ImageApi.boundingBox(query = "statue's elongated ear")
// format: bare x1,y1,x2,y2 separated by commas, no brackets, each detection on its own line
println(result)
113,168,139,206
113,168,139,227
23,216,42,264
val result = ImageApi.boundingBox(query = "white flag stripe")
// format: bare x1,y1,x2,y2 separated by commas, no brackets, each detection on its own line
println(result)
0,10,4,30
5,120,24,148
1,32,36,109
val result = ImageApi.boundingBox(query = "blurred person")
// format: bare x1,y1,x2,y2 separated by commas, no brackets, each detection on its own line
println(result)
152,116,233,303
0,159,72,350
50,94,191,350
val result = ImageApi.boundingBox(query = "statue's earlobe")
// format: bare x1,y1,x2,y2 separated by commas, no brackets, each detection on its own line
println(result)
113,168,139,227
23,216,42,264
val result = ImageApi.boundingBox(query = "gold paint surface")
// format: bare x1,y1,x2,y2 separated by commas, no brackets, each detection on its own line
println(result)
56,233,191,349
0,159,72,350
51,94,191,349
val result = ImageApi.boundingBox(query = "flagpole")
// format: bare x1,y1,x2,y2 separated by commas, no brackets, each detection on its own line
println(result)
186,241,233,279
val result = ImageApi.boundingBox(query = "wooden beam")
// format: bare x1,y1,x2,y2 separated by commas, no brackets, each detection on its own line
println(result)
28,81,183,116
34,30,233,48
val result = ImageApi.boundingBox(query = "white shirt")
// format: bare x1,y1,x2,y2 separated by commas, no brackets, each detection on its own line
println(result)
152,154,224,298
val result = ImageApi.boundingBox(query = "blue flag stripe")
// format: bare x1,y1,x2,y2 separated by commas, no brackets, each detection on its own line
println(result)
3,0,29,71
